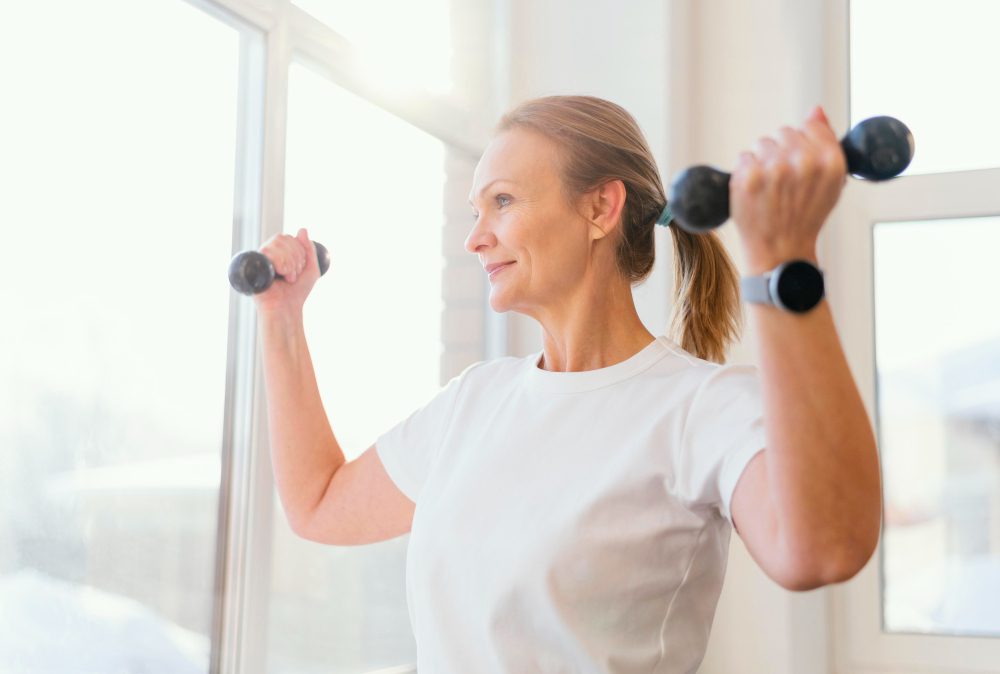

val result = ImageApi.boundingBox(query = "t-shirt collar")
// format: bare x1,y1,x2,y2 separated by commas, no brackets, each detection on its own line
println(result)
524,335,672,394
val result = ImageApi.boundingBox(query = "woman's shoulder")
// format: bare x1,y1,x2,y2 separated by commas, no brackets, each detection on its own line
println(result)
449,353,530,385
648,336,761,392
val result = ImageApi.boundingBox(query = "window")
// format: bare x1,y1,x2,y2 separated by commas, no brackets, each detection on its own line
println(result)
836,2,1000,669
263,62,450,673
874,216,1000,637
0,0,241,670
850,0,1000,176
2,0,496,672
292,0,453,96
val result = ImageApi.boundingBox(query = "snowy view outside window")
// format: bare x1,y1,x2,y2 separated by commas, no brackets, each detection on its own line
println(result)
0,0,237,670
0,1,457,671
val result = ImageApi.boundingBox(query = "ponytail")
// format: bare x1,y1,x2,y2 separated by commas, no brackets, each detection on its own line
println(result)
667,226,742,364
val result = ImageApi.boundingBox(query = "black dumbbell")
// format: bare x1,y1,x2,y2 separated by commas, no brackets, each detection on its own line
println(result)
666,115,915,233
228,241,331,295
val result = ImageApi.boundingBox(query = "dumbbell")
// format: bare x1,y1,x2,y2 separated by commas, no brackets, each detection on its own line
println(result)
228,241,331,295
667,115,915,233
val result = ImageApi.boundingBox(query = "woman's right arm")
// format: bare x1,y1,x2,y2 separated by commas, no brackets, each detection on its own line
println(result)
254,228,415,544
258,307,346,533
254,228,345,532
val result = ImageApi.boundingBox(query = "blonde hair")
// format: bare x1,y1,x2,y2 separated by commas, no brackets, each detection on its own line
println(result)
497,95,741,364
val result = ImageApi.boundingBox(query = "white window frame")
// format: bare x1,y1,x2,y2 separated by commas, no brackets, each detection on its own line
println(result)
826,1,1000,671
175,0,505,672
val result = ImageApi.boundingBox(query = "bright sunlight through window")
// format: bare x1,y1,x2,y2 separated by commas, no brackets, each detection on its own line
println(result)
293,0,453,96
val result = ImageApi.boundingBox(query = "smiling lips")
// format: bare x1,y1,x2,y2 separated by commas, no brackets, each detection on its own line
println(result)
485,261,515,279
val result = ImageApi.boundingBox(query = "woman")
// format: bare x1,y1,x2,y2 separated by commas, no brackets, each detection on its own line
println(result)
255,95,882,673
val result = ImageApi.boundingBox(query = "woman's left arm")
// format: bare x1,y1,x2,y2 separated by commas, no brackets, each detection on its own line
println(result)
727,105,883,590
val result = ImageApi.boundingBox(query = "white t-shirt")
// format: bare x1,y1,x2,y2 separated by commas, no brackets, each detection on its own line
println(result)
375,334,766,674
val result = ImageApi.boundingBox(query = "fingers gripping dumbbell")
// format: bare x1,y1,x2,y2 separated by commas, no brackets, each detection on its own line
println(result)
228,241,331,295
666,115,915,233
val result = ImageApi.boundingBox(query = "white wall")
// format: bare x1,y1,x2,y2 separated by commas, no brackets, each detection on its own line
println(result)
506,1,838,672
505,0,673,356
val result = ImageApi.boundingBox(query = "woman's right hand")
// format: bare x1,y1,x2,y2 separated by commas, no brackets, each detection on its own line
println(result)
252,227,323,318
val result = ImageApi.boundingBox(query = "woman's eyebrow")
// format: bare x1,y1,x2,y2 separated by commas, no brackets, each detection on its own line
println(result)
468,179,517,205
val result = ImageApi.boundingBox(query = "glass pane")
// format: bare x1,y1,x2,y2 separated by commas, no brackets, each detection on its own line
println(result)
875,216,1000,636
292,0,453,96
0,1,239,672
265,62,448,673
851,0,1000,175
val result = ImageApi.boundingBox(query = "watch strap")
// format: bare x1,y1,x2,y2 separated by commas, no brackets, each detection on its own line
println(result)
741,259,825,313
740,272,774,305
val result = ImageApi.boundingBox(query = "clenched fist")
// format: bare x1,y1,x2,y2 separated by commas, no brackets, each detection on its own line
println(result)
730,106,847,274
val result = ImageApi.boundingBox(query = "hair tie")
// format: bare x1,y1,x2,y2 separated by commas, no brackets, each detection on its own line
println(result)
655,203,672,227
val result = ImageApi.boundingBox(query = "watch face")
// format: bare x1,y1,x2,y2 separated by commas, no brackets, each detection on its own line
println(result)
775,260,825,312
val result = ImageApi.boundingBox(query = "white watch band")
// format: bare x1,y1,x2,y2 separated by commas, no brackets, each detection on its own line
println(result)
740,272,775,305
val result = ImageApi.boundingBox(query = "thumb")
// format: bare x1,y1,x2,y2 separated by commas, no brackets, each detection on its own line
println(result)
807,104,837,140
297,228,316,267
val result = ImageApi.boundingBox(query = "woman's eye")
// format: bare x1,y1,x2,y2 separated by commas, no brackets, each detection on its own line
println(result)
471,195,510,220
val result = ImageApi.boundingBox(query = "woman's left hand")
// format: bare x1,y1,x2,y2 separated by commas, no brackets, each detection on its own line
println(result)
729,105,847,273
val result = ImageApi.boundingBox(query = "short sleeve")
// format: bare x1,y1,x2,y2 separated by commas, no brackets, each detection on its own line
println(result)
674,364,767,526
374,361,479,503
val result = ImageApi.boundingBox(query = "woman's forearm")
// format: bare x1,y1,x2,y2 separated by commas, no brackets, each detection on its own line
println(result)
258,309,346,531
747,284,883,581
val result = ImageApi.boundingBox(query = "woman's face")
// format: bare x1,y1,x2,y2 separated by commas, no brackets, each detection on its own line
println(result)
465,128,596,316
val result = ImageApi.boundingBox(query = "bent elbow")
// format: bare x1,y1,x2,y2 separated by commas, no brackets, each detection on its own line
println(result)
779,541,878,592
286,509,314,542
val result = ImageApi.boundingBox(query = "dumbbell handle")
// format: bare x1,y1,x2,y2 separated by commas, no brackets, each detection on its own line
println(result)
667,115,915,233
228,241,331,295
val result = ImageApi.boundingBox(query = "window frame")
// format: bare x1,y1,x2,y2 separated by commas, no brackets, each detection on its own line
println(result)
177,0,503,672
829,1,1000,671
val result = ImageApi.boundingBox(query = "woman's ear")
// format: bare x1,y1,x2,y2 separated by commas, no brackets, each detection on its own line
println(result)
586,179,627,241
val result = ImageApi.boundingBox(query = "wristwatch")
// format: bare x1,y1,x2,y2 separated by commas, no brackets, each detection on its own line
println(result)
740,259,825,313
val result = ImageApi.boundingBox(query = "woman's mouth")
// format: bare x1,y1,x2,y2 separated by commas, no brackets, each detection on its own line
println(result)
488,262,514,280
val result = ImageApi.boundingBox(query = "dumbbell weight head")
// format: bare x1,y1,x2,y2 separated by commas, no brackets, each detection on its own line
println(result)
667,115,914,234
667,166,732,233
841,115,914,181
228,241,331,295
228,250,274,295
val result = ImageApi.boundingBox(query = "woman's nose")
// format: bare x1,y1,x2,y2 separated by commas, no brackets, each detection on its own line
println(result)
464,215,496,254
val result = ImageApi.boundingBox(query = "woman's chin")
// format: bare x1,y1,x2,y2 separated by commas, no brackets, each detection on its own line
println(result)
487,288,514,313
